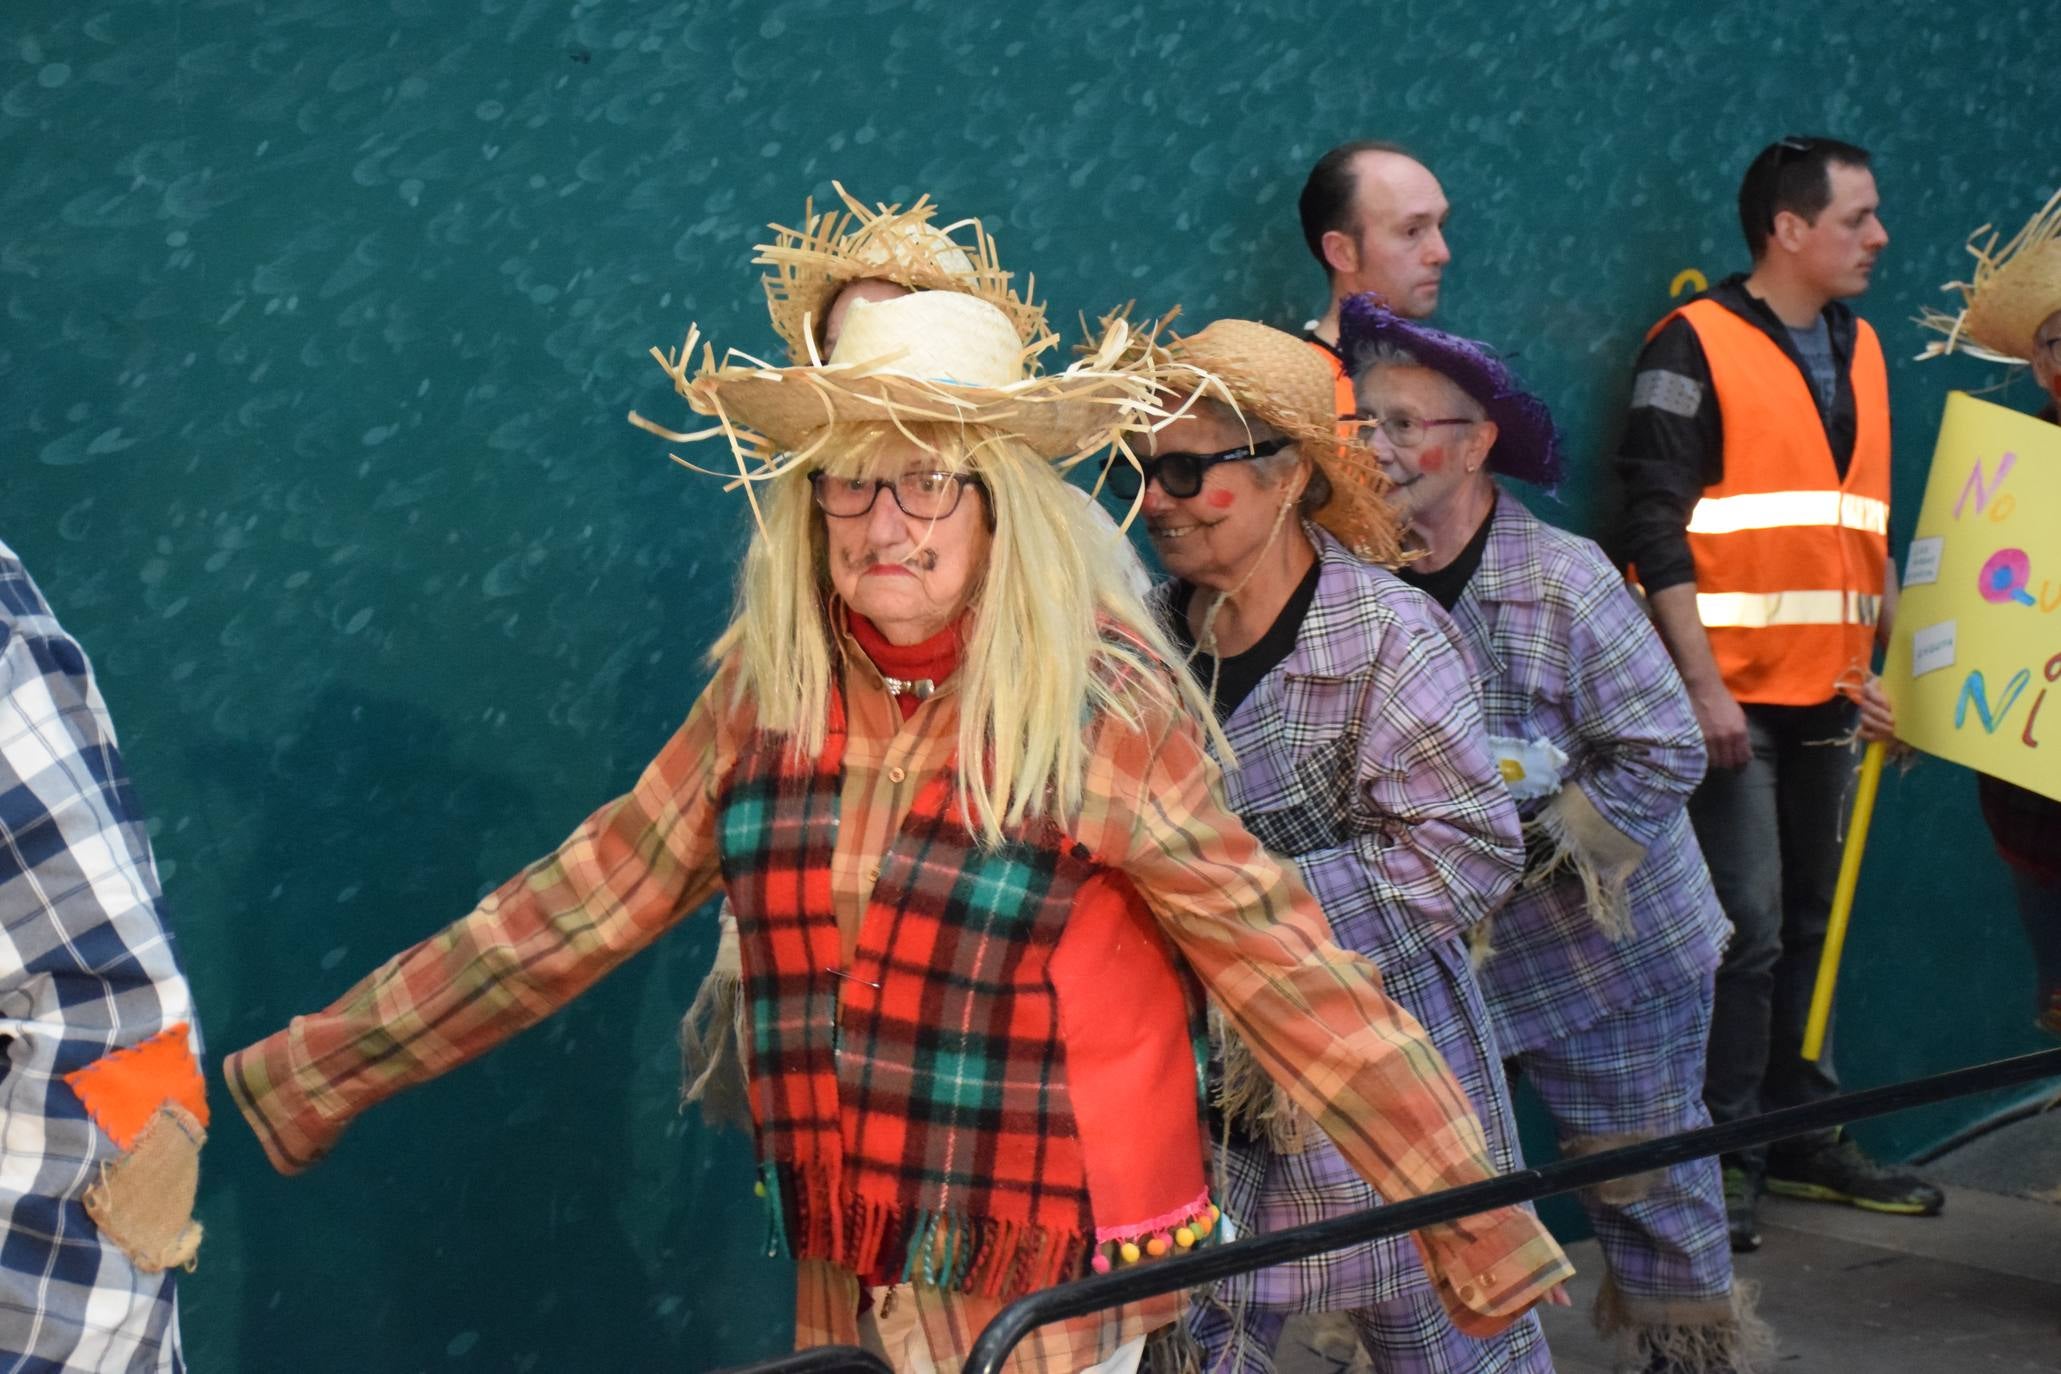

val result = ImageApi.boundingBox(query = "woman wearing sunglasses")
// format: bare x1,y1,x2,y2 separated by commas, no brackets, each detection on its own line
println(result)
1117,319,1559,1373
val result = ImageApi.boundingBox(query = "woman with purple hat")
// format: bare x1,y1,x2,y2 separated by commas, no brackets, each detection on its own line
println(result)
1340,297,1758,1374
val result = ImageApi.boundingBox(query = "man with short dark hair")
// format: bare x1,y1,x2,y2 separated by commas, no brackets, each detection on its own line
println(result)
1298,141,1453,419
1613,136,1940,1254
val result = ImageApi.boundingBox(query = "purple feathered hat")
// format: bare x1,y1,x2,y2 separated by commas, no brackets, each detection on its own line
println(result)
1336,293,1563,489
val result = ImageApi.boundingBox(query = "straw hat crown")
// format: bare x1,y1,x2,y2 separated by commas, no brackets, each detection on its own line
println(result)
1917,189,2061,364
758,183,1046,362
1168,320,1342,445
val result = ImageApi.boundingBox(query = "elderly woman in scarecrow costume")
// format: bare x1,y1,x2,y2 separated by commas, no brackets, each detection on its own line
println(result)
1919,190,2061,1039
1339,297,1755,1374
224,280,1572,1372
1106,318,1551,1373
679,186,1148,1130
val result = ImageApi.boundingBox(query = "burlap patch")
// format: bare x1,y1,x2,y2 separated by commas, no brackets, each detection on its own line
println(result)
83,1104,205,1273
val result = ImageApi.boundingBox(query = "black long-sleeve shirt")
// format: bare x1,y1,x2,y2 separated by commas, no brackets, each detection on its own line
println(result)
1610,275,1861,592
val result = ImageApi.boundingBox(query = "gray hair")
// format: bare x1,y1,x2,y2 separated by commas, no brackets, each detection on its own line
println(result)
1357,342,1487,421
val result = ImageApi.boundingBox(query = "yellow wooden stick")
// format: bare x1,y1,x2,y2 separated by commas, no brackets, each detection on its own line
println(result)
1802,739,1887,1062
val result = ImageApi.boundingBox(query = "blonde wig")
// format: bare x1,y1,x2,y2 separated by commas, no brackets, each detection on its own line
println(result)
709,422,1225,846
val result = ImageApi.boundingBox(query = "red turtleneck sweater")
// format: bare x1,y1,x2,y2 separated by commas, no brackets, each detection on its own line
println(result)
847,613,964,718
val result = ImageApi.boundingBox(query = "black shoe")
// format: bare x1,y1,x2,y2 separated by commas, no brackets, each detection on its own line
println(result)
1722,1164,1761,1253
1765,1135,1945,1216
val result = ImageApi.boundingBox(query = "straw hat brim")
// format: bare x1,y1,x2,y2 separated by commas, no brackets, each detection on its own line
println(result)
1918,190,2061,364
1960,250,2061,361
686,364,1146,459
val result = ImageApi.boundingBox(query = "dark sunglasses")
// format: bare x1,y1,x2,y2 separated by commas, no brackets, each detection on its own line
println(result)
1101,436,1291,502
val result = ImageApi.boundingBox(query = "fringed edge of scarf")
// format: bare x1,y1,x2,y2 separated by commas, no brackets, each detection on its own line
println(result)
1594,1274,1773,1374
678,961,754,1135
759,1160,1089,1299
1208,1007,1313,1154
1520,782,1647,944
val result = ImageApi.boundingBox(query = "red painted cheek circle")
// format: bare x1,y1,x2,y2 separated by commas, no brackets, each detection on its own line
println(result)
1203,488,1236,510
1416,447,1447,473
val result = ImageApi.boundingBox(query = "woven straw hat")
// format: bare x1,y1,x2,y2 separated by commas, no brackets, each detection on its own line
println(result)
758,183,1045,363
1918,189,2061,364
629,290,1158,479
1142,317,1402,564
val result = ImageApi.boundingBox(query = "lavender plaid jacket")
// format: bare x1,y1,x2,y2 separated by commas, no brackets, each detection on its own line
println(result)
1451,497,1729,1055
1192,528,1531,1310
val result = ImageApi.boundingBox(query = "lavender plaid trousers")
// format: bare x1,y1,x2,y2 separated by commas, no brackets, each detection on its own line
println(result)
1513,972,1733,1318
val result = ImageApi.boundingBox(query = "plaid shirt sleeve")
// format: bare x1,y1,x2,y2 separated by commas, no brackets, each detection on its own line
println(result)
1562,547,1709,848
1,550,197,1372
1298,589,1522,947
225,681,731,1175
1079,702,1573,1338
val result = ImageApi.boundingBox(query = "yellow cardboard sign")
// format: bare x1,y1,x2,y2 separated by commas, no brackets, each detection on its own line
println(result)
1884,391,2061,802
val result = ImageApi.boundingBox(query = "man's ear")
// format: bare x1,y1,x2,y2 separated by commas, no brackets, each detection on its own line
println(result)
1769,208,1812,255
1321,228,1359,277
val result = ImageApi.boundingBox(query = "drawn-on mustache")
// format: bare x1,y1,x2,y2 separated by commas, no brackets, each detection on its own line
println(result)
845,547,939,573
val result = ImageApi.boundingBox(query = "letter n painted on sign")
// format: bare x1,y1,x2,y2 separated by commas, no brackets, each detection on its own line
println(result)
1954,451,2017,519
1955,668,2032,733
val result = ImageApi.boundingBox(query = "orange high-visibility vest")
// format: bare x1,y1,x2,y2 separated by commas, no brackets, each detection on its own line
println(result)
1308,338,1358,440
1664,299,1892,706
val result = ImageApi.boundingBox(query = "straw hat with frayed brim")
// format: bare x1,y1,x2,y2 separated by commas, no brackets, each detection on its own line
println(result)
1917,189,2061,365
1108,314,1403,565
628,291,1161,504
758,183,1046,363
1337,294,1564,490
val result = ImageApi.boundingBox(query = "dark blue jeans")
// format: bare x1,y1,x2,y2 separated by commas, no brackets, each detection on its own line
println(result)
1689,697,1859,1170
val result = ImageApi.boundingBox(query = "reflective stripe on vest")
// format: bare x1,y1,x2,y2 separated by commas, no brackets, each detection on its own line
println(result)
1667,299,1892,706
1696,589,1884,629
1686,490,1890,536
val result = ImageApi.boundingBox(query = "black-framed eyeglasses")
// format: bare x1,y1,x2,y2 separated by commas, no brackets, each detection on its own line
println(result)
1101,437,1291,501
1353,410,1478,453
809,469,986,520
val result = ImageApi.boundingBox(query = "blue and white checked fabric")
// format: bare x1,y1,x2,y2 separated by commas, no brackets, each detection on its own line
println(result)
1,540,196,1373
1192,532,1531,1323
1447,498,1730,1055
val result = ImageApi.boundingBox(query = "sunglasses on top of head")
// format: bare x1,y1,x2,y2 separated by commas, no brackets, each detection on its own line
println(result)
1101,437,1291,502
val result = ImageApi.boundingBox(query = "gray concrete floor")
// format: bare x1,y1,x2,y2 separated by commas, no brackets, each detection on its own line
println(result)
1277,1183,2061,1373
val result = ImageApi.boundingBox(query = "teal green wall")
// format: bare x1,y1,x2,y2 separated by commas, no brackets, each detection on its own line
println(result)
5,1,2056,1368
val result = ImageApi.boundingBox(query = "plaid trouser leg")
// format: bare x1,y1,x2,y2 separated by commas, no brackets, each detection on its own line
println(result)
1349,1294,1552,1373
1189,1297,1288,1374
1516,975,1734,1314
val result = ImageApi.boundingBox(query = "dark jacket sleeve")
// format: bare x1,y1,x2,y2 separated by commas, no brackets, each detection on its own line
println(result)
1610,317,1723,593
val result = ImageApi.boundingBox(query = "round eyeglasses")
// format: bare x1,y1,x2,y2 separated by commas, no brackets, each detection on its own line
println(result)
1100,437,1291,502
810,469,985,520
1354,411,1478,453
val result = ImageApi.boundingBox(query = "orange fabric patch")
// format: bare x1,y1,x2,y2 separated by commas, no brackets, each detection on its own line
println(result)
63,1024,210,1151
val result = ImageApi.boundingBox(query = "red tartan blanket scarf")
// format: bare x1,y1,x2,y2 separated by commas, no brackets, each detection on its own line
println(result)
717,703,1214,1296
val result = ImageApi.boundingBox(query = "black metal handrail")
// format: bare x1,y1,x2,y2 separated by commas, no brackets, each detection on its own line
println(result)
957,1045,2061,1374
